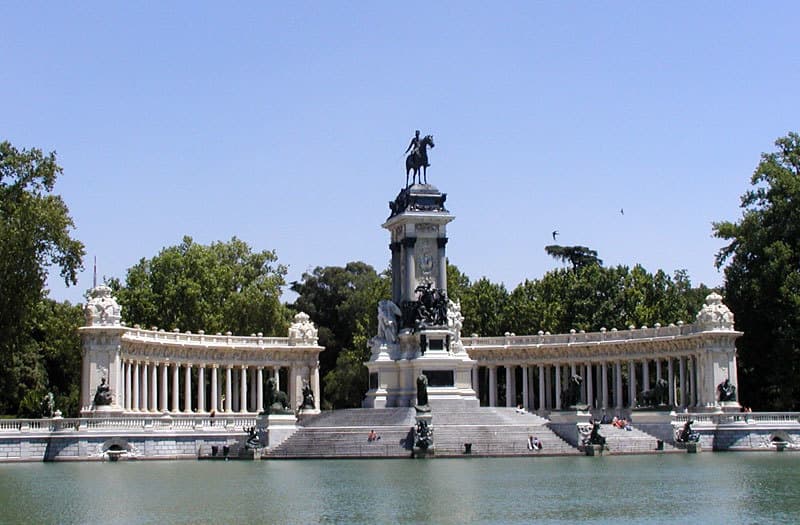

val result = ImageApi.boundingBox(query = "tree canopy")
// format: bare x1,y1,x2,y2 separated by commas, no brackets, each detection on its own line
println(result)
290,262,389,408
110,236,290,336
714,132,800,410
0,141,85,415
545,245,603,269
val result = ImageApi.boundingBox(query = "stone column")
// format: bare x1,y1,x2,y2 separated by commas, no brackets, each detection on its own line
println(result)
274,366,281,390
184,364,192,413
171,363,180,413
256,367,264,413
527,366,535,409
232,368,240,411
538,365,546,411
124,361,132,411
668,358,675,406
656,360,662,383
544,366,552,409
522,366,530,410
601,362,609,409
642,359,649,394
225,366,233,413
113,352,123,410
614,362,623,409
505,366,515,407
554,364,562,410
150,361,158,412
249,368,257,412
197,365,205,413
586,363,594,409
679,357,687,408
288,365,299,410
141,362,149,412
488,366,497,407
312,364,321,411
403,237,417,301
390,242,402,303
628,360,636,408
240,365,248,413
159,363,168,412
211,365,219,413
132,361,140,411
690,356,698,407
436,237,448,291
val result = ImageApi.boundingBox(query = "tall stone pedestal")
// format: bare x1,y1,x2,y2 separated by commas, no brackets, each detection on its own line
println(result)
364,184,478,409
258,413,297,449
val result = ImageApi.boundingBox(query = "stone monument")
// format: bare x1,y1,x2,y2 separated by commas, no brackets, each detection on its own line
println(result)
364,132,477,409
81,285,125,415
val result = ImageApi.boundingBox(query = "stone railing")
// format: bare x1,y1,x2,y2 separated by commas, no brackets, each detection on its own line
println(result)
0,415,259,434
462,323,701,349
124,327,291,347
672,412,800,425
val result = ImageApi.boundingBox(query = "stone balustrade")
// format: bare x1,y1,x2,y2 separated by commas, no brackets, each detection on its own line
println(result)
0,415,260,434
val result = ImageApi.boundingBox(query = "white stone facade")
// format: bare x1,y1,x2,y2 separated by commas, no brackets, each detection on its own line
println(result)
465,293,741,413
80,287,324,417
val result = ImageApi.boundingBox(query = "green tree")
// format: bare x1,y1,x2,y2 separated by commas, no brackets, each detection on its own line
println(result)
545,245,603,269
111,236,290,336
0,142,84,414
291,262,390,408
460,277,509,336
714,132,800,410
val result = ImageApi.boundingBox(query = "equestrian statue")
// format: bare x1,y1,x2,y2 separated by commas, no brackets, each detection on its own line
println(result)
405,129,435,187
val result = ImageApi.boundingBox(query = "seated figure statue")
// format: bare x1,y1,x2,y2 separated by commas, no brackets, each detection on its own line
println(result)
717,379,737,402
93,378,113,407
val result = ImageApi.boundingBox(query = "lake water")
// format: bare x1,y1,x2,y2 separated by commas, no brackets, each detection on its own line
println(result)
1,453,798,524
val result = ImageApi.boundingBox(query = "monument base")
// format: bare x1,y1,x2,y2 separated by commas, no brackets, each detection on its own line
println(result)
364,329,478,409
584,444,605,456
258,413,298,449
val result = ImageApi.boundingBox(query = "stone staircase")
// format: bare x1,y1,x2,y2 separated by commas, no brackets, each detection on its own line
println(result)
593,424,677,453
267,409,416,458
267,407,580,458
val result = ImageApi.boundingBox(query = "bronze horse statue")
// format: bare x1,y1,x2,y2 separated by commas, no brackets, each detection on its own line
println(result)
405,134,435,187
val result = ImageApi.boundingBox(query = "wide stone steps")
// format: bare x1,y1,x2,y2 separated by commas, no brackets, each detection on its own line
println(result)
269,407,578,458
590,424,678,453
434,425,578,456
268,427,413,458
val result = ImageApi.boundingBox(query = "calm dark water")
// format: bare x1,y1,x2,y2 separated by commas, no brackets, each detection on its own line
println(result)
1,453,798,524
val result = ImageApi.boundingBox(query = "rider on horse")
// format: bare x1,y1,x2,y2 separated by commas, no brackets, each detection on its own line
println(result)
405,130,430,168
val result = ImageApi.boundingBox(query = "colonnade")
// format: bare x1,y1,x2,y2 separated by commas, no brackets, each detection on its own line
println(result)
117,359,320,414
477,354,705,412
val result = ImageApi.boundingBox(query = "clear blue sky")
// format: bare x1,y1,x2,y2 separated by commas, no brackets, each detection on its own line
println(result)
4,2,799,305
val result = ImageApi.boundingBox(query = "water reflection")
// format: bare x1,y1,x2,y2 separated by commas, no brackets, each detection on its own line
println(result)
0,454,798,524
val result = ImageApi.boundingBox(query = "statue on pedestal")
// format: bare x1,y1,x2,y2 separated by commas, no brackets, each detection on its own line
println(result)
404,130,435,187
416,373,429,408
93,378,113,407
299,380,315,410
264,377,290,414
377,300,402,343
562,374,583,407
676,420,701,443
717,379,737,402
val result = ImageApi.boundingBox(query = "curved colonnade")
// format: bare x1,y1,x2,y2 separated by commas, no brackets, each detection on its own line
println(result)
80,286,323,416
465,321,739,413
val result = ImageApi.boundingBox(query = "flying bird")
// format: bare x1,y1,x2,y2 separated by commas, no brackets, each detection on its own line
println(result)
552,230,559,241
620,208,624,215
